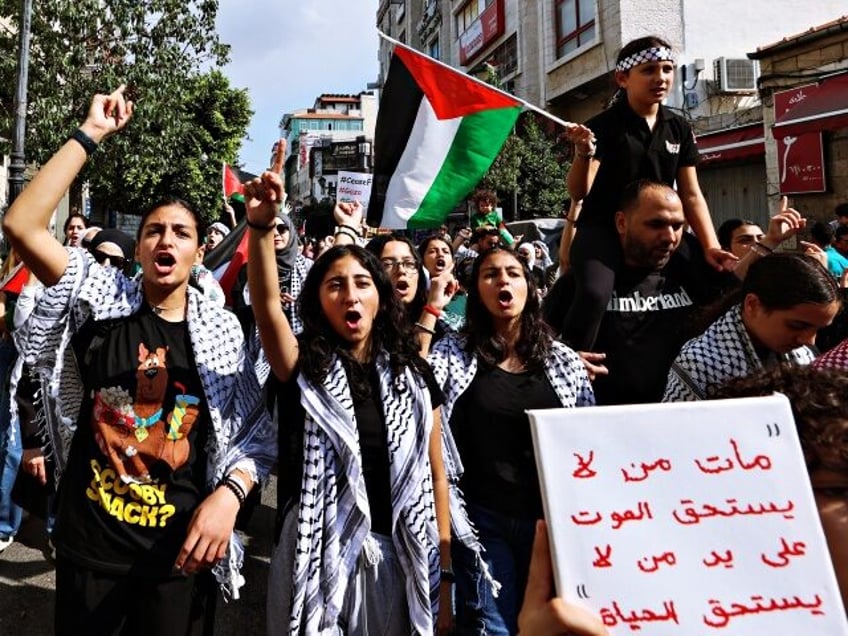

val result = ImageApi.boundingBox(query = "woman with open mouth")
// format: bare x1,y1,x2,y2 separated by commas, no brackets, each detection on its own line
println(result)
428,247,595,635
365,233,459,356
419,234,467,332
246,173,465,634
3,87,275,634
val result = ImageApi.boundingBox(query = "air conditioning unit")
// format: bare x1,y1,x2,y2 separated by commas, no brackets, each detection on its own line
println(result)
713,57,758,93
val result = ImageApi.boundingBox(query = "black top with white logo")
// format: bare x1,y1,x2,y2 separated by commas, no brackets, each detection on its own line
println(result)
581,99,700,230
544,235,737,405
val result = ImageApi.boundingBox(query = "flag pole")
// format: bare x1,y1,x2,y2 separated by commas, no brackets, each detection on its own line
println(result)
377,31,576,130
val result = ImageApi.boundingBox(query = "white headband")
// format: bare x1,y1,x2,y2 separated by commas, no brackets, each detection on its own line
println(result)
615,46,675,72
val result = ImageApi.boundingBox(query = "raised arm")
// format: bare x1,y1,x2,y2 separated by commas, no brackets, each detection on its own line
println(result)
564,124,599,201
3,87,133,286
733,196,806,280
245,146,300,382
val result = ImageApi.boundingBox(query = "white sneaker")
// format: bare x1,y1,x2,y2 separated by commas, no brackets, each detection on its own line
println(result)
0,536,13,553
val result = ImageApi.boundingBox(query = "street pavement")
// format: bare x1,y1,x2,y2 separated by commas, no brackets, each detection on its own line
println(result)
0,476,278,635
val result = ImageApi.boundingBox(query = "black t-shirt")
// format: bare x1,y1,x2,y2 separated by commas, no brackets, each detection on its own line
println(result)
450,364,561,520
582,100,700,230
544,235,737,405
54,306,210,576
275,358,443,537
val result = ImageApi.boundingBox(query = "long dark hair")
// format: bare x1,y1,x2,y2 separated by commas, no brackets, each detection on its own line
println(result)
690,252,841,337
297,245,428,388
742,252,840,311
365,233,428,321
462,247,552,368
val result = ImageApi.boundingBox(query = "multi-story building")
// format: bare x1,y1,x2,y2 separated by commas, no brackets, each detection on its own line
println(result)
375,0,846,224
280,92,378,205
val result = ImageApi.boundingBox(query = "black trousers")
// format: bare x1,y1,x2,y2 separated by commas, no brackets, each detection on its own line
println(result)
562,224,622,351
55,556,217,636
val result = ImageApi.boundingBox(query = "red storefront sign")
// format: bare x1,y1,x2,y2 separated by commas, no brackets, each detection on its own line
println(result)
776,132,826,194
773,71,848,137
696,124,764,165
459,0,505,66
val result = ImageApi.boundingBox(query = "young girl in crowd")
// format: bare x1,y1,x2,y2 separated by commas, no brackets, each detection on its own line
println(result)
419,234,466,331
428,246,594,634
663,252,841,401
3,87,275,634
563,35,734,350
245,173,454,634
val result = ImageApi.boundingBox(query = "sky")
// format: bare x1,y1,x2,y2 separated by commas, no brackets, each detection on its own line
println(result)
216,0,380,175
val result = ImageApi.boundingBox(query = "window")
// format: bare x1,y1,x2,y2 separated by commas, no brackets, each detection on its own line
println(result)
555,0,596,59
489,33,518,78
428,37,440,60
456,0,494,34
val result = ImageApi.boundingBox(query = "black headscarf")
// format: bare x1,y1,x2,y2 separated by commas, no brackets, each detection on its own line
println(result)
276,213,298,292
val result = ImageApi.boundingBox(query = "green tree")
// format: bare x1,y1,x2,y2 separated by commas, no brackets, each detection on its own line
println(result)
515,114,569,219
0,0,250,221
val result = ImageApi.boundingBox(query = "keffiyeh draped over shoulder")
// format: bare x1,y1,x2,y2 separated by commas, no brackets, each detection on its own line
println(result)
289,353,440,635
12,248,277,598
427,332,594,597
663,304,817,402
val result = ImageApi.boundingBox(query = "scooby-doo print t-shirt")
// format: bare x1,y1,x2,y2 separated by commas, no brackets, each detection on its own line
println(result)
54,305,210,576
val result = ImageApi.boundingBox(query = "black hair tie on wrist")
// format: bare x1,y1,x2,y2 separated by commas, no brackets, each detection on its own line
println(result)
70,129,98,156
246,218,276,232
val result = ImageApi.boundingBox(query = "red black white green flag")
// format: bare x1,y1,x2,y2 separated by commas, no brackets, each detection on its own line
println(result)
367,44,522,229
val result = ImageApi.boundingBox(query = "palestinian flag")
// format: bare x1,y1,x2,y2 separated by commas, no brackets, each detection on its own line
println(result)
205,164,248,306
367,44,522,230
223,163,245,202
202,218,248,307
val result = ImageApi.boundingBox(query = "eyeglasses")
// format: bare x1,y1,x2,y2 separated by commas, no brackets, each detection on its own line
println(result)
275,223,289,234
92,250,127,269
381,259,418,273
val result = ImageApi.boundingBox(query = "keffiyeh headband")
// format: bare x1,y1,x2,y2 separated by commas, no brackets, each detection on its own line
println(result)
616,46,675,72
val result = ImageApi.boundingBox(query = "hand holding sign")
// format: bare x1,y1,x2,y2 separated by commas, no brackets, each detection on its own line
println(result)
528,396,848,635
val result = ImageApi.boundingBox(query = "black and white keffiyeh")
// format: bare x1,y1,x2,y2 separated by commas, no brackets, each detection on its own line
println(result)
12,248,277,598
289,353,439,635
427,332,595,593
663,304,817,402
615,46,675,72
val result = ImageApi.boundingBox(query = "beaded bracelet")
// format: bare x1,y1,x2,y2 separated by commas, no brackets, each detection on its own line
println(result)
218,474,248,505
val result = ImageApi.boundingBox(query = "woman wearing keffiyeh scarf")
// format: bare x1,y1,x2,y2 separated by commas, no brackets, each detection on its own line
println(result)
429,247,595,634
663,253,841,401
245,166,454,635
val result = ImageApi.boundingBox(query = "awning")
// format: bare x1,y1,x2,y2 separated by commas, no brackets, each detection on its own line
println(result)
773,71,848,137
697,124,765,165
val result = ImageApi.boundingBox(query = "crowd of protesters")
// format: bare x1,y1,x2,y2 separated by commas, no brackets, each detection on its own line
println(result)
1,34,848,636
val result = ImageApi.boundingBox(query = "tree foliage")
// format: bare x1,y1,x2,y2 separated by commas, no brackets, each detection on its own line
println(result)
515,114,569,219
480,113,570,220
0,0,252,221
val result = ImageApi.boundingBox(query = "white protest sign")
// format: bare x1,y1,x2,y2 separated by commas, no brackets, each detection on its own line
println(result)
528,395,848,635
336,171,373,207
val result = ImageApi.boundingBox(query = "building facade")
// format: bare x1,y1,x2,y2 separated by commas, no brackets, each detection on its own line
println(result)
280,92,378,205
375,0,846,225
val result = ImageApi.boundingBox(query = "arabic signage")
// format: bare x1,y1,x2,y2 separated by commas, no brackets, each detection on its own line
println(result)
775,132,826,194
528,395,847,635
773,83,828,193
458,0,504,66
